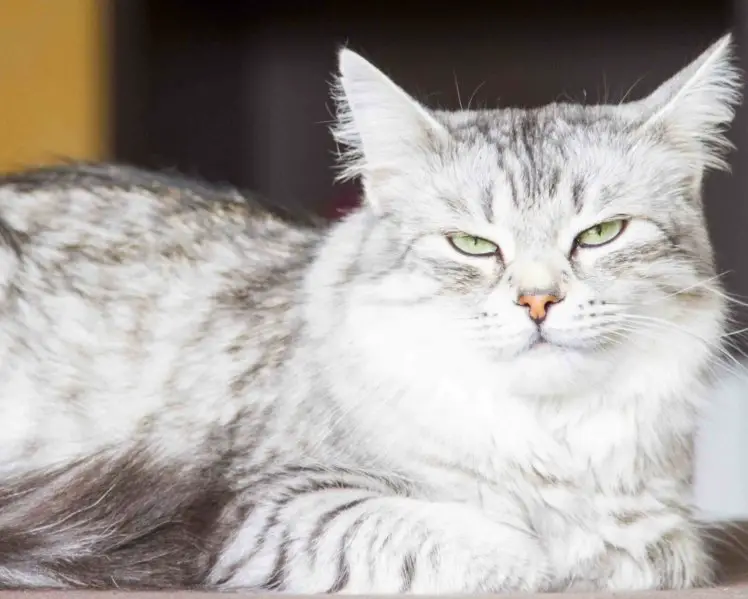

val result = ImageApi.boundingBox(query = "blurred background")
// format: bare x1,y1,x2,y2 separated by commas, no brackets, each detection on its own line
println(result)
0,0,746,519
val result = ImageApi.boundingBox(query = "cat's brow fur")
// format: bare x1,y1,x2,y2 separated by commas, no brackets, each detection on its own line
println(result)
0,35,741,592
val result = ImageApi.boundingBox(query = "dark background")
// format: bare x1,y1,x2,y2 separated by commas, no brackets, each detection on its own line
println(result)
110,0,748,348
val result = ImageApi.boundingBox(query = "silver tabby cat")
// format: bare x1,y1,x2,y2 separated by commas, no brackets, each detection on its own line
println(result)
0,34,740,592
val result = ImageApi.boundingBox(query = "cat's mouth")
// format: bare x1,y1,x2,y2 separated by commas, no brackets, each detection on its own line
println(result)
525,333,554,351
525,332,573,352
528,338,553,350
525,330,601,354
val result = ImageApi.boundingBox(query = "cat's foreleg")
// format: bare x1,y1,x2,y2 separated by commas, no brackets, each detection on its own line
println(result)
211,474,551,593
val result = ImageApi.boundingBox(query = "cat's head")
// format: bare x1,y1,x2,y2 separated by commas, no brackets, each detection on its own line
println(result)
325,36,741,399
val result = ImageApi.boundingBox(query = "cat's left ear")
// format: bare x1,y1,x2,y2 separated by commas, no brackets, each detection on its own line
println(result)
634,33,742,171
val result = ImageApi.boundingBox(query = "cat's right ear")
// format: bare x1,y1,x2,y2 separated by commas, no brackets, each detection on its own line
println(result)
331,48,450,195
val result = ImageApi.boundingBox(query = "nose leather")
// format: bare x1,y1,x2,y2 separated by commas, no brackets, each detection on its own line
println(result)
517,294,560,323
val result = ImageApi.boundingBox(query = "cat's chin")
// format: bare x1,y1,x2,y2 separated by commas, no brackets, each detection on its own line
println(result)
501,340,617,399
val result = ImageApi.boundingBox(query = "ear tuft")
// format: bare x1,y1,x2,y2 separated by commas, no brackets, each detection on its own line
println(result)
638,33,743,171
331,48,449,183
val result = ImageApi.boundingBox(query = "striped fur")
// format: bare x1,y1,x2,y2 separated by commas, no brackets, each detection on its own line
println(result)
0,35,741,592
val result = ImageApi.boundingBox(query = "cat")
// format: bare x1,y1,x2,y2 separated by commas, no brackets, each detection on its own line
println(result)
0,33,740,593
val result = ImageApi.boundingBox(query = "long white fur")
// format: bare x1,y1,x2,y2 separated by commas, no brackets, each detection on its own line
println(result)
0,35,740,593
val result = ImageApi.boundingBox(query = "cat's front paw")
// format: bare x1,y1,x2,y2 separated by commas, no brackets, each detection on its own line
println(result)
476,531,553,593
548,512,712,592
603,528,713,591
418,510,554,593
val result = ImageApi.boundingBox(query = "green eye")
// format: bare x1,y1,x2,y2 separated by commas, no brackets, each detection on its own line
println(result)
575,219,627,248
447,232,499,257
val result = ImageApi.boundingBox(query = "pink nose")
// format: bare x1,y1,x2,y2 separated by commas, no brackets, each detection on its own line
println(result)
517,294,560,323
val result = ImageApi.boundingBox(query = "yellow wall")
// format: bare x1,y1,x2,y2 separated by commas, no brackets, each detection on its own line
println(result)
0,0,108,172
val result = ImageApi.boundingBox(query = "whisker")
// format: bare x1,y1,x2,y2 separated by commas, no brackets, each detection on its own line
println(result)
453,70,463,110
466,81,486,111
638,273,727,306
722,326,748,338
618,313,745,375
618,74,646,104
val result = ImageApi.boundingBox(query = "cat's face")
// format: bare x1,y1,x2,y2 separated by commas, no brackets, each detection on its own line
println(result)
329,37,739,397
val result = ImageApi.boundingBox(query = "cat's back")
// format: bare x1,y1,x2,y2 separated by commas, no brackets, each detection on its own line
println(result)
0,162,319,273
0,162,325,312
0,163,322,475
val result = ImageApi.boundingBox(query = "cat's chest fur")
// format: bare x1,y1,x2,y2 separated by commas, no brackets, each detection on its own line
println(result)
395,397,684,556
328,298,699,504
324,335,690,537
330,342,670,491
426,397,646,493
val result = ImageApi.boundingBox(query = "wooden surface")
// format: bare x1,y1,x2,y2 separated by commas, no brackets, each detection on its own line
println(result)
709,522,748,588
0,0,108,172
